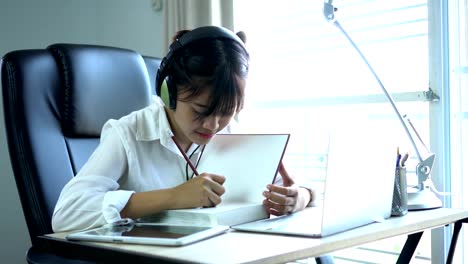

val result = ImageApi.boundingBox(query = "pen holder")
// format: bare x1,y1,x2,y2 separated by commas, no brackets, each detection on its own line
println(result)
391,167,408,216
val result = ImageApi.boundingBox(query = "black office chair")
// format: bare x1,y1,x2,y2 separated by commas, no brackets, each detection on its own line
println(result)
2,43,335,264
1,43,158,263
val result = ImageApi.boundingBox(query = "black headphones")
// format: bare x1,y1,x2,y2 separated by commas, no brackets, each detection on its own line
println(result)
155,26,247,109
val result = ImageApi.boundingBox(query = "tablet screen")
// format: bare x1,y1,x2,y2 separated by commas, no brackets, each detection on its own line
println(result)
67,222,229,246
87,224,214,239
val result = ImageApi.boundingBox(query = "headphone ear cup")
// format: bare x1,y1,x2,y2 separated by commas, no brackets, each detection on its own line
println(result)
160,79,171,107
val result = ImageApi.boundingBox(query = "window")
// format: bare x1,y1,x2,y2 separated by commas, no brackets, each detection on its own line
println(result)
448,0,468,262
234,0,435,262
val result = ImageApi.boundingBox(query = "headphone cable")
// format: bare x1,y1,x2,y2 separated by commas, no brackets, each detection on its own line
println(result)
185,144,206,181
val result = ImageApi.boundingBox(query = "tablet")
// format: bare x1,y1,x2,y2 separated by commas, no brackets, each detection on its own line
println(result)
66,223,229,246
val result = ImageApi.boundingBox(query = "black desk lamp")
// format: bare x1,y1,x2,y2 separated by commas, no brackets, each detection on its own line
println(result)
323,0,442,210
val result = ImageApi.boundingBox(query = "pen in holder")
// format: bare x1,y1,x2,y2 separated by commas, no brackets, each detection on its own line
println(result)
391,166,408,216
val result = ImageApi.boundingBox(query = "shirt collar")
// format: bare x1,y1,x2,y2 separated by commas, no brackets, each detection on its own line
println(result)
136,97,172,140
135,97,202,156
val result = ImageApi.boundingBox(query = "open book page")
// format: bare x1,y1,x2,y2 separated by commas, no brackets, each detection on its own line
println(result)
197,134,290,203
139,202,269,227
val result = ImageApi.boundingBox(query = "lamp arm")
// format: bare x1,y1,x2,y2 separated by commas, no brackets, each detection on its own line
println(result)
332,20,423,162
323,2,435,190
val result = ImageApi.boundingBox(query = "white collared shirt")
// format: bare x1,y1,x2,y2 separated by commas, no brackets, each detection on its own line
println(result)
52,98,210,232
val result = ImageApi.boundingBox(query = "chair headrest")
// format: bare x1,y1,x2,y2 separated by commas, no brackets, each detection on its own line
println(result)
48,44,152,137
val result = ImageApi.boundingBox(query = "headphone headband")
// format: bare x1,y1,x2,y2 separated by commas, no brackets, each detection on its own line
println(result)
156,26,247,109
170,26,246,53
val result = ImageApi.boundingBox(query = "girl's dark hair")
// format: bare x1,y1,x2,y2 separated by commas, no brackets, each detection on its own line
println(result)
168,30,249,119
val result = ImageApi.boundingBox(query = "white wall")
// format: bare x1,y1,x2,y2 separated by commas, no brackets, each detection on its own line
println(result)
0,0,164,262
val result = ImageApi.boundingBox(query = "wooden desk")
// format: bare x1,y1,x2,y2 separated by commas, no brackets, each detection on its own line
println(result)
40,208,468,264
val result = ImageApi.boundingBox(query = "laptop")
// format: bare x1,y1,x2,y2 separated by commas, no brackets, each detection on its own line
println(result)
232,126,397,237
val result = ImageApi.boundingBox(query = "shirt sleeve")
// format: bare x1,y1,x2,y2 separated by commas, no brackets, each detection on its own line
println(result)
52,121,133,232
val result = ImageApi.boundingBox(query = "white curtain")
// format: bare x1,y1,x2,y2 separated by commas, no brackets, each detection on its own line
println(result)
162,0,234,52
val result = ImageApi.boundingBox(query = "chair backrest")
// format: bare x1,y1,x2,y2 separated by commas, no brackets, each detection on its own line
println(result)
1,44,161,245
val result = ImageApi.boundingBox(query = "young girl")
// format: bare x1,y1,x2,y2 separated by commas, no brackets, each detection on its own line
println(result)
52,26,315,232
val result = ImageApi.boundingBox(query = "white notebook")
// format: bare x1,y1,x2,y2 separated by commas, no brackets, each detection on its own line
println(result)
233,127,397,237
197,134,290,204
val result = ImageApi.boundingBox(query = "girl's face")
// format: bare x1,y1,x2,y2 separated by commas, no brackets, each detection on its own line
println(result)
166,79,245,150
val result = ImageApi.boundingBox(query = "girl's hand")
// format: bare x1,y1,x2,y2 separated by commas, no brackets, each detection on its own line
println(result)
262,184,311,215
262,162,311,216
172,173,225,208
